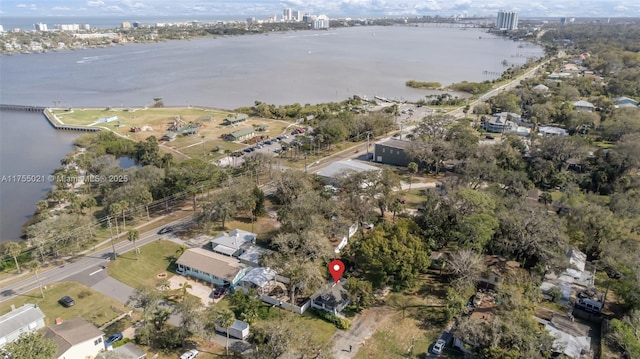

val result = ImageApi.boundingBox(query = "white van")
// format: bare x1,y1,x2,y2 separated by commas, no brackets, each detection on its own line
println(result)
180,349,198,359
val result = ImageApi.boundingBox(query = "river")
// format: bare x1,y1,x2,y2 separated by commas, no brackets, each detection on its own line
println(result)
0,25,544,241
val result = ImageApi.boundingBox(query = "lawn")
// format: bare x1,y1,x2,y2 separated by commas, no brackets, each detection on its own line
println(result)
52,106,293,160
0,281,128,327
353,271,456,359
107,240,183,289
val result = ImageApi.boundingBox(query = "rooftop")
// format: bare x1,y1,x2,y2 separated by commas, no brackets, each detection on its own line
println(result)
572,100,595,108
0,304,45,340
238,245,272,266
316,159,380,179
375,137,413,150
176,248,246,281
242,267,277,288
211,229,256,256
43,317,104,358
97,342,146,359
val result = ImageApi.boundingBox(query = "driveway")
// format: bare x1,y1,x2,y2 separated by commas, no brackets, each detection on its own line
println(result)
331,307,394,359
67,265,136,304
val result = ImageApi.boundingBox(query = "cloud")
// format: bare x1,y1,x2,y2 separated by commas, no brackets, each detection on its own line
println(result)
87,0,105,6
52,6,72,11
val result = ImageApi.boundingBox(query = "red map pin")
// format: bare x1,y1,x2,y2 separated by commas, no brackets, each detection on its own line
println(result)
328,259,345,284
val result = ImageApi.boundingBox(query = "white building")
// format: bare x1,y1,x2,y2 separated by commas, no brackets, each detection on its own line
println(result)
0,25,4,32
43,317,105,359
313,15,330,29
292,10,302,22
210,229,256,257
55,24,80,31
0,304,46,348
496,10,518,30
34,23,48,31
283,8,292,21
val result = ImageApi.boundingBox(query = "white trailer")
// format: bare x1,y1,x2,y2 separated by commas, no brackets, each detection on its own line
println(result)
216,319,250,340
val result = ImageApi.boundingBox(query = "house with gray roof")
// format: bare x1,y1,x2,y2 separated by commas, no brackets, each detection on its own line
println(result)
97,342,146,359
43,317,104,359
0,304,45,348
572,100,595,112
210,229,256,257
176,247,250,287
223,114,249,126
538,126,568,137
311,280,350,316
613,96,638,108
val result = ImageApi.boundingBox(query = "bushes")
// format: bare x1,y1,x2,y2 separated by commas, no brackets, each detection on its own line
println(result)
310,308,351,330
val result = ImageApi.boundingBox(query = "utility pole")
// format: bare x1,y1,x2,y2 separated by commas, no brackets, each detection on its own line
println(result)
366,131,371,160
108,216,117,260
201,135,206,159
304,154,308,173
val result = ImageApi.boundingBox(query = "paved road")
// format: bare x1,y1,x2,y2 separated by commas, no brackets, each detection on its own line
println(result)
0,215,193,303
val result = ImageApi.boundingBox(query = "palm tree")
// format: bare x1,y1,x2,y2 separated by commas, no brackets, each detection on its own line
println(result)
119,201,129,231
28,261,45,298
539,191,553,210
5,242,22,274
179,281,192,301
128,229,140,259
407,162,418,192
110,203,121,235
175,245,187,258
215,309,236,356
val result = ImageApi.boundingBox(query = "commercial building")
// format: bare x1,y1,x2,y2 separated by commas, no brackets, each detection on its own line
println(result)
34,23,48,31
373,138,413,167
283,8,293,21
496,10,518,31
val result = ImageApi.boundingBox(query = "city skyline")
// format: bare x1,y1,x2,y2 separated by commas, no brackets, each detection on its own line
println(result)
1,0,640,18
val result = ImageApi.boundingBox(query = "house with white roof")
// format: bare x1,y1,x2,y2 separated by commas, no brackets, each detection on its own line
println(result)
572,100,595,112
538,126,568,137
210,229,256,257
0,304,45,348
316,160,381,185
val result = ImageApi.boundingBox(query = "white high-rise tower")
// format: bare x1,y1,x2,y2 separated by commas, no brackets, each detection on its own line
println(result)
496,10,518,30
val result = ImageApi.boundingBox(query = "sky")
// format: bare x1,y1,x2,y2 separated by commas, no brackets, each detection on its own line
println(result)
1,0,639,18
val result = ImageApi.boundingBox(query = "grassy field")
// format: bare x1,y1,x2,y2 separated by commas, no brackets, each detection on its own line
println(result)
353,271,457,359
51,107,293,160
0,281,128,327
107,240,183,289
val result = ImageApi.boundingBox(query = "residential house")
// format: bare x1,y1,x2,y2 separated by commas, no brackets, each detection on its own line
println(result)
613,96,638,108
311,281,350,316
0,304,46,348
373,138,413,167
222,114,249,126
538,126,568,137
239,267,279,296
532,84,549,93
483,112,521,134
161,132,177,142
96,342,146,359
238,246,272,267
176,247,250,287
43,317,105,359
572,100,595,112
210,229,256,257
536,316,593,359
540,249,595,303
477,255,521,290
225,128,255,142
316,159,381,185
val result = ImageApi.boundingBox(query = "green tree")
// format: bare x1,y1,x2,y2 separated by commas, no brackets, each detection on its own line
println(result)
407,162,418,191
27,260,45,298
345,277,374,312
216,309,236,356
128,228,140,258
3,332,56,359
5,241,23,273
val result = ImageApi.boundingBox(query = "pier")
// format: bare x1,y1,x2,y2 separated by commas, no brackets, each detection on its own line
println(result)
1,104,101,132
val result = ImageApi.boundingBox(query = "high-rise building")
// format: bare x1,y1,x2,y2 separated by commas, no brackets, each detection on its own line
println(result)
292,10,301,22
34,23,48,31
312,15,330,30
496,10,518,31
283,8,292,21
121,22,131,29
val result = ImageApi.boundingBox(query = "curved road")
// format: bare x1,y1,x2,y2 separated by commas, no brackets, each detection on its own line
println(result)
0,215,193,303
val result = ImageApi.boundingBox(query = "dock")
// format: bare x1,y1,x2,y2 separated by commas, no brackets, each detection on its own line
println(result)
0,104,101,132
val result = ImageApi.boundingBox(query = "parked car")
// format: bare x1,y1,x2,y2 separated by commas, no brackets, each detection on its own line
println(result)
58,296,75,308
361,222,374,230
485,135,495,140
432,339,446,355
158,226,173,234
213,286,228,299
180,349,199,359
105,333,123,347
